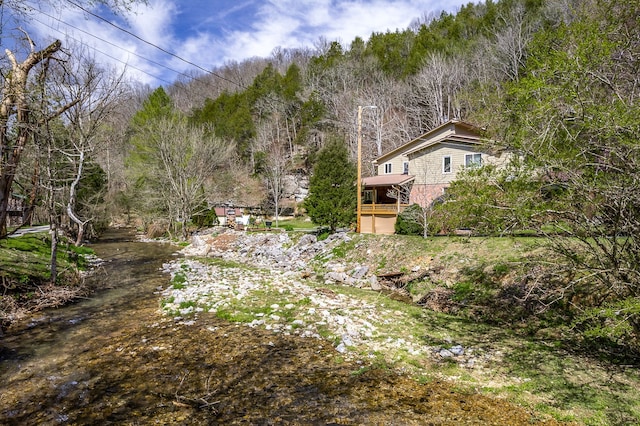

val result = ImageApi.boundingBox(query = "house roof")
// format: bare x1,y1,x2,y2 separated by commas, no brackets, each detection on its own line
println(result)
403,135,481,156
362,174,415,187
374,119,483,164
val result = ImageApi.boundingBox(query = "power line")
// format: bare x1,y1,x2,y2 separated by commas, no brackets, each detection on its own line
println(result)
25,1,305,116
30,18,173,85
63,0,244,89
33,9,187,84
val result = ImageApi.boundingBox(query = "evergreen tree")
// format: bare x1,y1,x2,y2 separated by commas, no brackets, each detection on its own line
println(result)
131,86,175,128
304,139,356,232
191,91,255,160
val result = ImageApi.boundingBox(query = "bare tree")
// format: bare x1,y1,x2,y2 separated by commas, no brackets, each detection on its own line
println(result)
133,116,234,239
357,78,420,177
0,36,77,237
395,153,448,238
263,141,289,227
488,3,537,83
54,47,131,244
253,112,292,227
411,52,467,130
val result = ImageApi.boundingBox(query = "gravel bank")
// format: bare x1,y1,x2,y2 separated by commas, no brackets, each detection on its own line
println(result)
160,229,483,368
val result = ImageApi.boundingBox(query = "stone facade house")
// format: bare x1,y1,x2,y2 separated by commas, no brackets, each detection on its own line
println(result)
359,120,509,234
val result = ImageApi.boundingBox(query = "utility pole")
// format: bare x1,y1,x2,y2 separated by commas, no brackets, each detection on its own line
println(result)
356,105,376,233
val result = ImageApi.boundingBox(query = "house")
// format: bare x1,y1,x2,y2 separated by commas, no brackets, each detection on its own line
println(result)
213,205,263,229
359,120,509,234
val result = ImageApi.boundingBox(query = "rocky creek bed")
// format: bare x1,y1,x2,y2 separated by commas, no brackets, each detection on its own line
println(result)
0,228,569,424
162,230,482,368
152,228,567,424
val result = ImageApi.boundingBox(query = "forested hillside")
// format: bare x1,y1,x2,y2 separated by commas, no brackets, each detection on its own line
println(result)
3,0,606,237
2,0,639,355
121,0,556,222
127,0,638,358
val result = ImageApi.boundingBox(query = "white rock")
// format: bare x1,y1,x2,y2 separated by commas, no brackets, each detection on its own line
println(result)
450,345,464,356
439,349,454,358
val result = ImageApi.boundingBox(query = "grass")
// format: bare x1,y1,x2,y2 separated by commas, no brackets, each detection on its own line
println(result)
403,306,640,425
272,217,318,230
195,256,256,270
162,231,640,424
0,232,92,283
331,239,357,258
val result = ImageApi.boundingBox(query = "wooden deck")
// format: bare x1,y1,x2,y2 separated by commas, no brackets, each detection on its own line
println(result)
361,203,409,215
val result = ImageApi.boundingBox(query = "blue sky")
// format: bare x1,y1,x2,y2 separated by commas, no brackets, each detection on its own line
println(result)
14,0,475,87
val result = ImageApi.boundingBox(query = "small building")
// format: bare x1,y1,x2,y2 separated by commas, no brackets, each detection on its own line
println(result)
213,205,263,229
360,120,509,234
6,193,26,228
214,207,228,226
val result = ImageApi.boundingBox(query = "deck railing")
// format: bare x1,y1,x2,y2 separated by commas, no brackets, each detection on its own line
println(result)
360,203,409,215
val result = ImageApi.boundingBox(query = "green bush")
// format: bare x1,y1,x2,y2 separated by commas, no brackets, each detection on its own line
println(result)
395,204,424,236
192,207,218,228
575,296,640,358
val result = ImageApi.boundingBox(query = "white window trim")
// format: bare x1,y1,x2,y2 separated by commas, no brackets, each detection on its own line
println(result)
464,153,482,168
384,162,392,174
402,161,409,175
442,155,452,174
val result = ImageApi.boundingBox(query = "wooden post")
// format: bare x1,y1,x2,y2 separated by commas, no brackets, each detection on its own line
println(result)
356,105,376,233
356,106,363,233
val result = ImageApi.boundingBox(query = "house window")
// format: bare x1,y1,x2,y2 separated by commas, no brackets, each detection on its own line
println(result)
465,153,482,168
384,163,392,174
403,161,409,175
443,156,452,173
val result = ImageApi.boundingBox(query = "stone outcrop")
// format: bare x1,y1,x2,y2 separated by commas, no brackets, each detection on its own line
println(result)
184,229,385,292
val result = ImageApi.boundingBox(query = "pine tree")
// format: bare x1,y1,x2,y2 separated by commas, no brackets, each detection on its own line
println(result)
304,139,356,232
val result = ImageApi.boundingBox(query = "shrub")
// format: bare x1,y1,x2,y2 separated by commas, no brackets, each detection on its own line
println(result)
395,204,424,236
192,207,218,228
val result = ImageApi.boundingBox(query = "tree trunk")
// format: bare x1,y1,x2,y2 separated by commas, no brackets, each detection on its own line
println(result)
66,149,89,246
274,192,280,228
23,159,40,225
0,39,62,237
50,223,58,284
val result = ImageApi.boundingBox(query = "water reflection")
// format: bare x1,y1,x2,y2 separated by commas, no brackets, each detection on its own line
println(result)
0,229,178,424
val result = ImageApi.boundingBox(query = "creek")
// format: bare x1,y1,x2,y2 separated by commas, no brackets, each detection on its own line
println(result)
0,228,179,423
0,228,559,425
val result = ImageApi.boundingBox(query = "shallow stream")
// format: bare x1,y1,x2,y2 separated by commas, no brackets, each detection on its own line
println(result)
0,229,559,425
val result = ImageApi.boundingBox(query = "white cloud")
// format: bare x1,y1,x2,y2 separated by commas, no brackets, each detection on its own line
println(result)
128,0,177,49
18,0,475,86
208,0,464,65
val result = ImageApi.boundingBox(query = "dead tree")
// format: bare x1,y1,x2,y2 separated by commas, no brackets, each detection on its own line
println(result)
0,37,64,237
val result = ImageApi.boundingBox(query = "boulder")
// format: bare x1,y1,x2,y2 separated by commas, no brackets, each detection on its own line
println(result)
351,265,369,279
369,275,381,291
439,349,454,358
325,271,355,285
449,345,464,356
